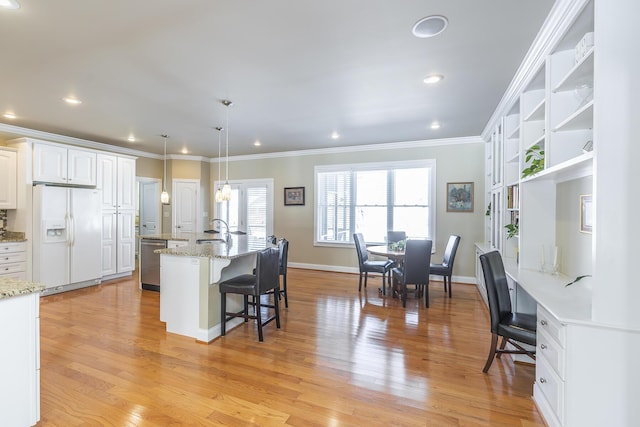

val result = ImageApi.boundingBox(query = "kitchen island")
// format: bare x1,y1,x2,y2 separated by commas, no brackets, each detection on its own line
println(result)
155,234,270,342
0,276,44,427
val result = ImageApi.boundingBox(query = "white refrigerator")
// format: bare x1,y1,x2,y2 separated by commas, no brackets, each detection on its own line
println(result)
33,185,102,291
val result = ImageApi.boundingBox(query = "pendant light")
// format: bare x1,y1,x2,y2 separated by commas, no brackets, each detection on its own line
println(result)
221,99,232,201
214,127,224,203
160,134,170,204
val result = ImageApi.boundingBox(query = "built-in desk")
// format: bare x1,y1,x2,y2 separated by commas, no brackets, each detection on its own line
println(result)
475,243,640,427
156,235,269,342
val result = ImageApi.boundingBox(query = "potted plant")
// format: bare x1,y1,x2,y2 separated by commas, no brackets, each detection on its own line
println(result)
521,145,545,179
505,223,519,239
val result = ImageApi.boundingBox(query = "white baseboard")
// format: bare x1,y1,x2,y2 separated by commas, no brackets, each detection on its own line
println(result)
288,262,476,285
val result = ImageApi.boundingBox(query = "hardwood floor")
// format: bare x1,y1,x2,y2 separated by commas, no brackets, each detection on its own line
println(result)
37,269,545,426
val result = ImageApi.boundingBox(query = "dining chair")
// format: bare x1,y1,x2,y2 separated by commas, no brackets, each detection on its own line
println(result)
387,230,407,245
479,250,536,372
219,247,281,342
430,235,461,298
278,238,289,308
353,233,393,293
392,239,432,307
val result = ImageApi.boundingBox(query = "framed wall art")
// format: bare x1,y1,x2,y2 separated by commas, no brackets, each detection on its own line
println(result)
580,194,592,233
446,182,474,212
284,187,305,206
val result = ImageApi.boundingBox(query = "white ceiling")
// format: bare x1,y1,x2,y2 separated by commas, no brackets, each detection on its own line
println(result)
0,0,554,158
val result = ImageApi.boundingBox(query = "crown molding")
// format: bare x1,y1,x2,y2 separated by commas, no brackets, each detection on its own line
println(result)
213,136,483,163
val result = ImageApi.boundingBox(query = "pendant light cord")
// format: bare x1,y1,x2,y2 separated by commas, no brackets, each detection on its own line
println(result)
225,103,229,182
162,134,167,192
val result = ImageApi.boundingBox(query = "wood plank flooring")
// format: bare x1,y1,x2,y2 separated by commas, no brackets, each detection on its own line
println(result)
37,269,545,426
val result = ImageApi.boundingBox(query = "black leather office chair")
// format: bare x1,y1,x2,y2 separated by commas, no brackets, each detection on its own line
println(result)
430,235,461,298
219,247,281,342
392,239,432,307
353,233,393,293
479,251,536,372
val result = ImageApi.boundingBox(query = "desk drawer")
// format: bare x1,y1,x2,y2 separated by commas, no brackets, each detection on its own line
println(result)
0,242,26,254
0,251,26,265
537,305,565,348
536,355,565,423
538,327,565,380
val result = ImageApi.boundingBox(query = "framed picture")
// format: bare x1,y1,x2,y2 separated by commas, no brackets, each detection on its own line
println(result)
447,182,474,212
284,187,305,206
580,194,592,233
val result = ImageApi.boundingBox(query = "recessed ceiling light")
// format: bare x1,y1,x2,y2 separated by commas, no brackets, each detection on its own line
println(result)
254,140,261,147
331,131,340,140
3,112,17,119
423,74,444,84
412,15,449,38
181,147,189,154
63,97,82,105
430,122,441,129
127,135,136,142
0,0,20,10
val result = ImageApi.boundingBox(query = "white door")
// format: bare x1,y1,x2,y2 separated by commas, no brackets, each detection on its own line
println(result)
173,180,198,233
138,179,161,235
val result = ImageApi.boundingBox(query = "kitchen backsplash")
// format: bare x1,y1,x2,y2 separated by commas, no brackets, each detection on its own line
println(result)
0,209,6,236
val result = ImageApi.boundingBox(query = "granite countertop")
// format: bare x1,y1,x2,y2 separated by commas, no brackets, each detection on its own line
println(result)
0,231,27,242
0,277,45,300
155,234,270,260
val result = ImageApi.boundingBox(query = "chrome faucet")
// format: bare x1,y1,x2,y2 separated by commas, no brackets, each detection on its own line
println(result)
210,218,231,243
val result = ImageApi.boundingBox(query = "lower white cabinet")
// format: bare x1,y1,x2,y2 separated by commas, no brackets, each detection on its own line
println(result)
101,210,135,278
0,291,40,426
0,241,27,280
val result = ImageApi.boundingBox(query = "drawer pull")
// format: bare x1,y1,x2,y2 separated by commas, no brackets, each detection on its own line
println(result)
540,344,547,350
540,320,548,326
539,377,547,384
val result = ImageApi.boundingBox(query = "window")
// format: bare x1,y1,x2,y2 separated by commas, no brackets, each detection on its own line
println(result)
315,160,436,245
215,179,273,239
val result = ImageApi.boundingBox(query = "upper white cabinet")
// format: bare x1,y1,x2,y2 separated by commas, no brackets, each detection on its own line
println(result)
33,142,96,186
97,154,136,211
0,147,17,209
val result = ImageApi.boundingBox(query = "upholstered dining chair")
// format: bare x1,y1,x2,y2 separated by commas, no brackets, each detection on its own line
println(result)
353,233,393,293
219,247,281,342
387,230,407,245
479,250,536,372
430,235,461,298
278,238,289,308
392,239,432,307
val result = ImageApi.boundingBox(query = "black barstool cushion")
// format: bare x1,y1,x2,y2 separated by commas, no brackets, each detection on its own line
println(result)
219,274,257,295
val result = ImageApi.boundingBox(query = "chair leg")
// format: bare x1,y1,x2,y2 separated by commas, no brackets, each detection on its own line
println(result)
243,295,250,322
282,273,288,308
402,283,407,308
497,336,508,359
447,275,452,298
274,289,281,329
424,283,430,308
256,293,264,342
364,272,368,289
358,272,363,292
220,292,227,336
483,333,500,373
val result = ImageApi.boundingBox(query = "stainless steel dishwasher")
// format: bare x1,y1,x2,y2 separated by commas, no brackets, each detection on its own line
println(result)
140,239,166,291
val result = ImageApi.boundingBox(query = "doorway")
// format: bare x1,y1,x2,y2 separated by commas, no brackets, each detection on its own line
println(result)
137,178,161,236
172,179,199,233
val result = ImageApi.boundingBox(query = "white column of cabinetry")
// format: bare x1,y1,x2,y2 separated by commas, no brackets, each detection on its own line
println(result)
97,154,136,279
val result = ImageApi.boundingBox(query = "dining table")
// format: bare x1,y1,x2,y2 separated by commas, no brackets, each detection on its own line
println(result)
366,245,405,262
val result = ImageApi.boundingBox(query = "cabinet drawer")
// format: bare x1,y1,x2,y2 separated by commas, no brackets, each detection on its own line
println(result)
0,270,27,280
538,327,565,380
536,356,565,423
0,242,26,254
537,305,565,347
0,251,26,264
0,262,26,275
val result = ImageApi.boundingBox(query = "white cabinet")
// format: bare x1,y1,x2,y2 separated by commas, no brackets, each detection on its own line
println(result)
97,153,136,278
0,241,27,280
33,142,96,186
0,148,17,209
0,291,40,426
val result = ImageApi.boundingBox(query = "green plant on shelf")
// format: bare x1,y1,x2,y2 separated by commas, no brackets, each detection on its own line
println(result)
521,145,545,179
505,223,519,239
485,202,491,217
